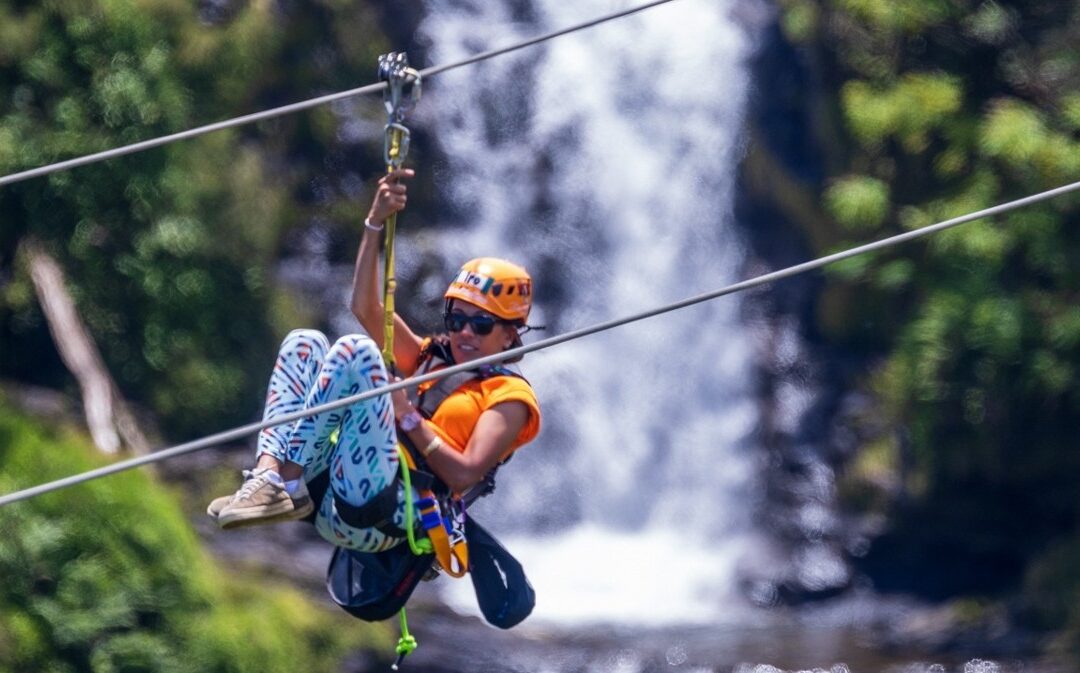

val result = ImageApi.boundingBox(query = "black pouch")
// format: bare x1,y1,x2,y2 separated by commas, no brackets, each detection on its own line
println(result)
326,543,435,622
465,517,535,629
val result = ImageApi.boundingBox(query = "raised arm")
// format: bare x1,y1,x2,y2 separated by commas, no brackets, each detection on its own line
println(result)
350,168,423,373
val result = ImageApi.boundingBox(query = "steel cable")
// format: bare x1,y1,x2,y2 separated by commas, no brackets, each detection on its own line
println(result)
0,0,682,187
2,177,1078,507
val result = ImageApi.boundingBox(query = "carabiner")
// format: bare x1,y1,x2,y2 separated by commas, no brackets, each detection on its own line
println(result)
384,122,412,169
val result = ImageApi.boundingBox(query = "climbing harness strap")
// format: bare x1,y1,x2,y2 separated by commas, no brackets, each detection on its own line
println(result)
329,467,430,536
407,338,522,417
388,440,464,673
377,52,421,369
406,338,524,502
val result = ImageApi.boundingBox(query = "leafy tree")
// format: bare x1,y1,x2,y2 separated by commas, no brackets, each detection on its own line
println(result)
0,0,400,437
779,0,1080,638
0,0,290,436
0,406,384,673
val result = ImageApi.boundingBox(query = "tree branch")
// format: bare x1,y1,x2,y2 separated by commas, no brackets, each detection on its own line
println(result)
22,238,150,455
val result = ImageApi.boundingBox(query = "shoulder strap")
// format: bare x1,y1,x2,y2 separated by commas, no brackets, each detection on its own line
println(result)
416,370,480,417
403,338,533,515
410,336,529,418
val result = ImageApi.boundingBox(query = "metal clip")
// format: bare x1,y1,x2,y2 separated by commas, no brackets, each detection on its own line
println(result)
384,122,411,169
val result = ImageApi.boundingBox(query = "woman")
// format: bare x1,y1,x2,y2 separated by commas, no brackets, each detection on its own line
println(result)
207,168,541,554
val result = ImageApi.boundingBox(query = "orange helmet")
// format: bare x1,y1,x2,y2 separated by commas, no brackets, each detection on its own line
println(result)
444,257,532,323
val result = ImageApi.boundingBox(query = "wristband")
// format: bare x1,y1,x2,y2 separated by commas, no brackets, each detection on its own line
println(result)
364,218,385,232
399,409,423,433
421,436,442,458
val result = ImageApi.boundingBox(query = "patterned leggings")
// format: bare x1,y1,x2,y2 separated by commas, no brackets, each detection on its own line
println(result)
257,329,405,552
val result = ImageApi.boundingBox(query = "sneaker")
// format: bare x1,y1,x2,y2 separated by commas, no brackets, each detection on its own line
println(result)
206,494,233,520
216,468,313,529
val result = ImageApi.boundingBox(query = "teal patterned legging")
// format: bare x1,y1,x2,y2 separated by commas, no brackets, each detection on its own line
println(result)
257,329,406,552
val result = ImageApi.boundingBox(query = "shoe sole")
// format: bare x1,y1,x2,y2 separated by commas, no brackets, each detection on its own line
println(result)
218,497,314,530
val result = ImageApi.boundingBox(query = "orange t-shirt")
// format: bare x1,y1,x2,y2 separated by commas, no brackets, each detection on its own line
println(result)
418,374,541,461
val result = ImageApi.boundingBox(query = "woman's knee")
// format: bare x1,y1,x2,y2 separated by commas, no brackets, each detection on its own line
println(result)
283,328,330,355
328,334,384,367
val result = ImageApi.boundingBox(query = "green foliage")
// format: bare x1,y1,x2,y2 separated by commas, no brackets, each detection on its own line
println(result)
825,248,876,280
842,73,962,152
0,409,381,673
979,99,1049,165
1062,93,1080,130
0,0,396,438
833,0,954,35
825,174,891,230
961,1,1015,45
0,0,288,436
781,0,1080,645
778,0,820,43
979,98,1080,182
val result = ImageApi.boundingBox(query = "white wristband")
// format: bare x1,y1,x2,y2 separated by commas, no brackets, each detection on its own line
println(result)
364,218,384,232
422,436,442,458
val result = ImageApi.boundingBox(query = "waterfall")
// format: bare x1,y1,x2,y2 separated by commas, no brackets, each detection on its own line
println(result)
410,0,768,625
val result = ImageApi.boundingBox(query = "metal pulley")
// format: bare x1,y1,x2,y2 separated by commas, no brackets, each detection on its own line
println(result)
378,52,422,169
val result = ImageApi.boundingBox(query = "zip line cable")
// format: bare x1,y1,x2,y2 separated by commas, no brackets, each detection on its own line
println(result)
2,177,1079,508
0,0,682,188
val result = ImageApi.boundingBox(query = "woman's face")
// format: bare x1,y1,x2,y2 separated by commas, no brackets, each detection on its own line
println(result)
445,301,517,363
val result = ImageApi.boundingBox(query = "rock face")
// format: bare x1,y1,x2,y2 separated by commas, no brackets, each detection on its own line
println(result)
731,20,861,606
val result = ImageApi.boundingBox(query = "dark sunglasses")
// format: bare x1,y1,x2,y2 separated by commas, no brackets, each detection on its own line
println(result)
443,312,508,336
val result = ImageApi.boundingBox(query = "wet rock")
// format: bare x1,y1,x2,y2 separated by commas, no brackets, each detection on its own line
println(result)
874,600,1037,659
737,536,853,606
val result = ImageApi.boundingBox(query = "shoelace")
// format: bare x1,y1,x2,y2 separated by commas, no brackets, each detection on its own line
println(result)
234,469,274,501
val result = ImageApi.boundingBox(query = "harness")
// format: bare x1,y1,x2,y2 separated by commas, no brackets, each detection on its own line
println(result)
322,339,536,666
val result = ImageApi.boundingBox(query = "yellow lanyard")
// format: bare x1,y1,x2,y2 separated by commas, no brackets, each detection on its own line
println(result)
376,52,420,367
381,127,404,368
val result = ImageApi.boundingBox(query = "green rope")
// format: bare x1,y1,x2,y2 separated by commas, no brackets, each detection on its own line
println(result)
397,444,433,555
389,445,430,669
390,452,426,671
390,607,418,670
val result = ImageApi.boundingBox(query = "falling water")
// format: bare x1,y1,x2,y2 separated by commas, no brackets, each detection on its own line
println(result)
404,0,770,625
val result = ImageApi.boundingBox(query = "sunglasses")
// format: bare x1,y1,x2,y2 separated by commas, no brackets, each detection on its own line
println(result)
443,312,508,336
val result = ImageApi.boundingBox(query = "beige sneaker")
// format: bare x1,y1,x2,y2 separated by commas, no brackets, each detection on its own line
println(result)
216,468,313,529
206,494,233,520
